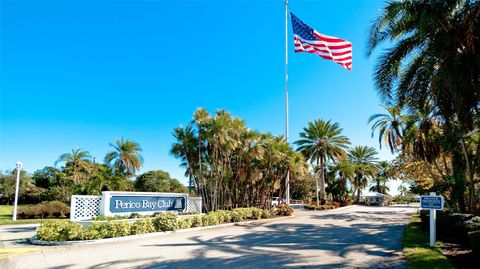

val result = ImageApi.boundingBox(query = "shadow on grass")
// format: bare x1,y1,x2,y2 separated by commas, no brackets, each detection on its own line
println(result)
403,215,453,269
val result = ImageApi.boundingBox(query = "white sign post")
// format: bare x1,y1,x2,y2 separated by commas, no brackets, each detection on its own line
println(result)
420,192,444,247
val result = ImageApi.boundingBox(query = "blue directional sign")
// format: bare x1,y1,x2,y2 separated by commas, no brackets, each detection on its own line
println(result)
420,195,444,210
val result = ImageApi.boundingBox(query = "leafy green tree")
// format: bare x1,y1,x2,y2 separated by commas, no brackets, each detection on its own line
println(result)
104,138,143,178
348,146,378,203
295,119,351,204
55,148,93,184
0,169,33,204
32,166,62,188
135,170,188,193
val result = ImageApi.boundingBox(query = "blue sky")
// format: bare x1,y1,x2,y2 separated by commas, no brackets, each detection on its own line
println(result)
0,0,400,193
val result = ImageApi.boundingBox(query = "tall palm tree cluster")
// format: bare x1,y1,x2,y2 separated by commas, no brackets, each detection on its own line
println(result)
295,120,389,205
172,109,391,210
171,108,309,212
368,0,480,213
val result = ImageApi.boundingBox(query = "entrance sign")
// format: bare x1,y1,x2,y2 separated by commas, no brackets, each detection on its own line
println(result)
419,192,444,247
100,191,188,217
420,195,444,210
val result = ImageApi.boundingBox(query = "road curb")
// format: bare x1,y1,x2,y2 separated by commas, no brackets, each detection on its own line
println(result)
29,215,294,246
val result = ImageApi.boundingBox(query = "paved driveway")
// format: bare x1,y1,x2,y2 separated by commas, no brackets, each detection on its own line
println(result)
1,205,417,269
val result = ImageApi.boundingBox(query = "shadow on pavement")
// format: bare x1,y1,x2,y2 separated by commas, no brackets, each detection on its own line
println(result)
130,213,406,269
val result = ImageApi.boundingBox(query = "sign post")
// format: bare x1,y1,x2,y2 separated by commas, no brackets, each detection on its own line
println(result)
420,192,444,247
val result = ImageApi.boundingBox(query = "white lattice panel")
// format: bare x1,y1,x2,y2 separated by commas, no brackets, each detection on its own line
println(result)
187,197,202,213
70,195,101,221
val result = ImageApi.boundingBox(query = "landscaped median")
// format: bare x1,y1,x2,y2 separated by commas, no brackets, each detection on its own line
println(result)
402,214,452,269
31,204,294,244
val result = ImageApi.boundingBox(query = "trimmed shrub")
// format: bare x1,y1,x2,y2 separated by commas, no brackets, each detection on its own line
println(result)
36,220,83,241
214,210,232,223
178,218,193,229
420,211,475,244
82,223,105,240
131,219,155,235
202,213,221,226
304,204,337,210
153,213,178,231
106,221,132,237
275,204,294,216
18,201,70,219
251,208,263,219
231,208,249,222
261,209,273,219
191,216,203,227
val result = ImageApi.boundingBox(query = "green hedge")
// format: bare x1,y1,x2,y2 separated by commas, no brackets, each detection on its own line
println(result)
304,204,337,210
419,211,480,244
35,207,291,242
18,201,70,219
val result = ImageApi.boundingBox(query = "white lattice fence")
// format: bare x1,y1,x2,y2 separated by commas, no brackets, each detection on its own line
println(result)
187,197,202,213
70,195,101,221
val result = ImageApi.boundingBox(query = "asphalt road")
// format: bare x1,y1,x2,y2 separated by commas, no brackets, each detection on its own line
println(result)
1,205,417,269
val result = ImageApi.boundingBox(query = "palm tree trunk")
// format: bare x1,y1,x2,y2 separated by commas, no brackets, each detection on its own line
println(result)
315,158,320,206
355,174,363,203
460,137,475,212
319,157,326,200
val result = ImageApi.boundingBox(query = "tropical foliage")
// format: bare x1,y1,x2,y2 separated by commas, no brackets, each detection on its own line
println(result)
348,146,378,203
368,0,480,213
171,108,311,211
295,119,351,204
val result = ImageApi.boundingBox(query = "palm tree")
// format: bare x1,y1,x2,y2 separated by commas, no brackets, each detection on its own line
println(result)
331,158,355,202
171,124,198,193
367,1,480,128
296,119,351,205
370,160,393,194
104,138,143,178
368,105,405,153
348,146,378,203
55,148,92,184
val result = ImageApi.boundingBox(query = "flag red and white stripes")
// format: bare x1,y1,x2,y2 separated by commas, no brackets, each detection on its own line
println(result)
291,12,352,71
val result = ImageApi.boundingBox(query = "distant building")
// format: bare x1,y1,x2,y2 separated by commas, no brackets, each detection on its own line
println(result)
361,192,392,206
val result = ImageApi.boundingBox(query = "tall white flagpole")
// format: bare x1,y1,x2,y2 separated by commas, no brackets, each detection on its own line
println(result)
285,0,290,205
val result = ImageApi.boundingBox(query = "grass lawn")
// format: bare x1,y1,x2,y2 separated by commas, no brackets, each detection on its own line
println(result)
403,214,453,269
0,205,44,225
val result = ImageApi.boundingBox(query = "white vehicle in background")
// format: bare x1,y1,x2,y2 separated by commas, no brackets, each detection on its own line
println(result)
271,197,280,207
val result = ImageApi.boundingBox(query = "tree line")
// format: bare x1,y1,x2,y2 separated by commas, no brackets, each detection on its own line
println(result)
0,138,187,205
171,108,393,211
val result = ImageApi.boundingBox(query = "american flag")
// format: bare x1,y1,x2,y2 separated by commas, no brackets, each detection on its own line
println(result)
291,12,352,71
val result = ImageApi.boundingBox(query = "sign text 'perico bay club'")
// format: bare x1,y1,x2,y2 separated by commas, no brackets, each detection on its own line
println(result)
100,191,188,217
